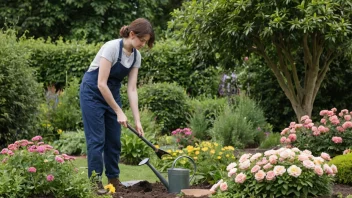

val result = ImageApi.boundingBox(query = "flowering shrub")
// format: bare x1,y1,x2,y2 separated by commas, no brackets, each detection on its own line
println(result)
171,128,196,148
0,136,94,198
211,148,336,198
153,141,235,184
280,108,352,156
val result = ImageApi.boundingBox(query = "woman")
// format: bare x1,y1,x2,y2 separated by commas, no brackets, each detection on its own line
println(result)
79,18,154,194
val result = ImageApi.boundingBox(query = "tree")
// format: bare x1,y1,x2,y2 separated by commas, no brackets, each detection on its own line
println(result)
169,0,352,120
0,0,182,42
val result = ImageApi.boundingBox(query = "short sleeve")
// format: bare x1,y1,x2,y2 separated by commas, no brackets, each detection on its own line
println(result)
100,40,119,63
133,50,142,68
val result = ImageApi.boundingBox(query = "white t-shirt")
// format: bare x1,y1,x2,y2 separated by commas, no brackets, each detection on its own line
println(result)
88,39,141,72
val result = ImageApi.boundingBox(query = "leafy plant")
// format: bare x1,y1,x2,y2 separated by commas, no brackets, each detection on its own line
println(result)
211,148,336,198
0,136,95,198
0,30,43,148
152,141,236,184
280,108,352,157
259,132,281,149
171,128,196,149
137,82,190,134
53,130,87,155
329,153,352,184
211,105,255,148
120,108,161,165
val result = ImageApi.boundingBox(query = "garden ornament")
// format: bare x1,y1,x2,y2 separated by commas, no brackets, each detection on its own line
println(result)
138,155,197,193
127,123,171,159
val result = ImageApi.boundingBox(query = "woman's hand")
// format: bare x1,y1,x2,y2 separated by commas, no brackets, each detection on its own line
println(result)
135,121,144,136
116,110,128,127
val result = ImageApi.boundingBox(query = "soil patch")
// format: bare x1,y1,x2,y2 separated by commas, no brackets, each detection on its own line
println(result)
111,181,352,198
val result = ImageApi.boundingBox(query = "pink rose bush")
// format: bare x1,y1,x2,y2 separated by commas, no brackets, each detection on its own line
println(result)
280,108,352,156
210,148,336,197
0,136,94,198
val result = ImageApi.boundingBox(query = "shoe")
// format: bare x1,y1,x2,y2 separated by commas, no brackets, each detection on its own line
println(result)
108,178,123,189
96,181,108,195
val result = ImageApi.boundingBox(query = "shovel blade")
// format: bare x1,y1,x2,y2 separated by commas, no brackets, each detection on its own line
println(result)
155,149,171,159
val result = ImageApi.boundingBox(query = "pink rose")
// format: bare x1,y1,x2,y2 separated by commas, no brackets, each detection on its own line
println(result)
220,182,228,191
31,136,43,142
266,171,276,181
255,170,266,181
320,152,331,161
251,165,261,173
55,156,64,163
28,167,36,173
314,165,323,176
332,136,343,144
46,174,55,182
345,115,352,121
235,173,247,184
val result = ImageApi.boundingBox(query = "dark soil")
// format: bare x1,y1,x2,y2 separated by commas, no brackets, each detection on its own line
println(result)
111,181,352,198
111,181,211,198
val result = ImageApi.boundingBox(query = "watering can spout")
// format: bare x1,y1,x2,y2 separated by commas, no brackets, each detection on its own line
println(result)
138,158,169,191
139,156,197,194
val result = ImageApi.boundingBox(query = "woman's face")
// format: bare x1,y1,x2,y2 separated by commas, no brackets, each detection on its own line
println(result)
131,33,150,50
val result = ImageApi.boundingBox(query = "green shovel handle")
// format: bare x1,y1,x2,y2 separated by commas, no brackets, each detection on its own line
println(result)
171,155,197,183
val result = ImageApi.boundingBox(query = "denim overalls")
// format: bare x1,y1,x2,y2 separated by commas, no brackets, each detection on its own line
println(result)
80,39,136,179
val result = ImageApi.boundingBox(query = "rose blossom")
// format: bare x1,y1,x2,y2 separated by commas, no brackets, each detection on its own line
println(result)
269,155,278,164
46,174,55,182
255,170,266,181
263,163,273,170
331,164,338,174
320,152,331,161
314,165,324,176
332,136,343,144
302,160,315,169
287,165,302,177
220,182,228,191
28,167,37,173
266,171,276,181
273,166,286,176
239,160,251,170
228,168,237,177
251,165,261,173
226,162,237,171
235,173,246,184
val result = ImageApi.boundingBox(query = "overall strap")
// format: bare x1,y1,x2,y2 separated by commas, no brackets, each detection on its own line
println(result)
130,48,137,68
118,39,123,62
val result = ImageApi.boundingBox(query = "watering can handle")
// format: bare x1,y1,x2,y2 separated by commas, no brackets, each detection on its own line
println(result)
171,155,197,183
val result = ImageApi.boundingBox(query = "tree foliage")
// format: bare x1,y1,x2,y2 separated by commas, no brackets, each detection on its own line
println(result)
0,0,182,42
170,0,352,120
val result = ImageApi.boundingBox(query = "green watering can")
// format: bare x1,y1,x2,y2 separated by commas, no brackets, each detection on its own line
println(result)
138,155,197,193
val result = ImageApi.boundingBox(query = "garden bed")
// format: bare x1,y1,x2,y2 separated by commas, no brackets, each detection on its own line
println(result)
110,181,352,198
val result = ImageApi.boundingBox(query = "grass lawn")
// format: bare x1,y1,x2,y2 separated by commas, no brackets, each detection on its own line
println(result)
73,157,160,185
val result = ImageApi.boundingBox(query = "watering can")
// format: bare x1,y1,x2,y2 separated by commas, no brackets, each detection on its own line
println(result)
139,155,197,193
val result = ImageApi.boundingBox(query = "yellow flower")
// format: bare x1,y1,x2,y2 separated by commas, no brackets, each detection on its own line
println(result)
201,147,208,152
155,145,160,149
177,150,183,154
219,152,223,155
214,143,219,147
47,124,51,127
186,145,194,153
44,159,49,163
195,151,200,155
210,149,215,154
193,157,198,160
172,153,177,156
57,129,63,134
226,154,230,158
217,156,221,159
167,150,172,153
104,183,116,193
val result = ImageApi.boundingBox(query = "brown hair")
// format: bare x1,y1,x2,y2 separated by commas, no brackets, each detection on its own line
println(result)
119,18,155,48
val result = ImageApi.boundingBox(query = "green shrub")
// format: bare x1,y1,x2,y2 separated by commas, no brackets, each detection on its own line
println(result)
120,108,161,165
233,95,268,146
329,153,352,184
53,130,87,156
0,30,43,147
188,97,227,140
0,136,95,198
137,82,190,134
259,132,281,149
19,37,100,88
211,105,255,148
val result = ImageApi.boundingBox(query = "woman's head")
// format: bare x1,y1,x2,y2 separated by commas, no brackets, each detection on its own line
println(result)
119,18,155,49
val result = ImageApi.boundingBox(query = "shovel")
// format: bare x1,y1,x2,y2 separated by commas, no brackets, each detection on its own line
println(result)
127,123,171,159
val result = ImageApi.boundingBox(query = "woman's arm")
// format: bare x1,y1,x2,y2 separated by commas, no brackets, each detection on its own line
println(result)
127,67,144,136
98,57,128,126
